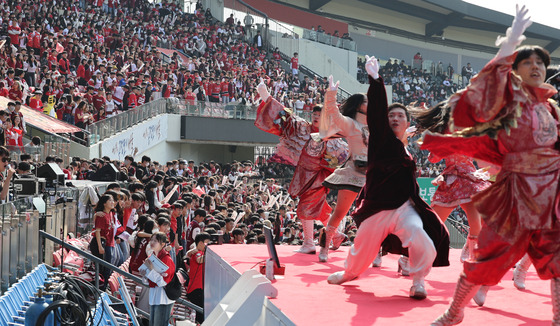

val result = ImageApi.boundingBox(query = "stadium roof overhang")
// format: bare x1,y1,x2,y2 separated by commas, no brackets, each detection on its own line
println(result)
280,0,560,54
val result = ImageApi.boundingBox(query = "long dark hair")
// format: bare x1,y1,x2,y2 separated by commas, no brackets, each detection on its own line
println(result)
95,194,113,213
135,219,155,248
409,102,450,134
339,93,366,119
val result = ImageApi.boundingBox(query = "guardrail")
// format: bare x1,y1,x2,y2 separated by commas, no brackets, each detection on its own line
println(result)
302,29,357,52
27,124,72,166
0,197,41,293
444,218,468,249
86,98,168,145
39,230,203,313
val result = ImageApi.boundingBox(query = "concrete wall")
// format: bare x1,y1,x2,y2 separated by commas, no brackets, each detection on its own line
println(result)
202,0,224,22
139,141,182,164
75,114,273,163
350,28,495,76
179,142,255,164
181,116,279,144
70,141,100,160
272,37,367,94
128,140,254,165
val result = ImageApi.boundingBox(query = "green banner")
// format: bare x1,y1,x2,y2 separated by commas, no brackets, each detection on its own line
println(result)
417,177,438,205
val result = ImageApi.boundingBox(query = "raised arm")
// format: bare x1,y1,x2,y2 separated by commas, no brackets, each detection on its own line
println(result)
319,75,355,140
364,55,391,146
452,5,532,128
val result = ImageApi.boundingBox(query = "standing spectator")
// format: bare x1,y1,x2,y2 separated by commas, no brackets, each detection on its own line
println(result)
462,63,474,86
291,52,299,76
105,92,117,117
128,86,139,109
186,232,211,324
24,54,39,87
225,14,235,26
58,52,71,76
140,232,176,326
413,52,423,70
253,31,263,51
7,21,21,47
90,194,116,291
447,63,455,78
244,12,254,37
5,118,21,147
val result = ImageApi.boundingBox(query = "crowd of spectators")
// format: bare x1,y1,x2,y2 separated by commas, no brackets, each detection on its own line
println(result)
0,0,338,147
57,150,350,324
357,54,464,108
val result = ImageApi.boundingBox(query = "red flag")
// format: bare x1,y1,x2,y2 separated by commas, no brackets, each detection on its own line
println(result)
56,43,64,53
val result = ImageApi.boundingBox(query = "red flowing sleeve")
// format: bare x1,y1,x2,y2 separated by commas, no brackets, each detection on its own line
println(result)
254,97,311,166
452,53,517,128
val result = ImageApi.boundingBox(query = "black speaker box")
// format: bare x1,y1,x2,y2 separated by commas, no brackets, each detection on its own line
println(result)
37,163,65,186
90,163,119,181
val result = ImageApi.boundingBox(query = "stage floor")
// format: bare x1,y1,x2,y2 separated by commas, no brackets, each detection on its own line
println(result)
210,244,552,326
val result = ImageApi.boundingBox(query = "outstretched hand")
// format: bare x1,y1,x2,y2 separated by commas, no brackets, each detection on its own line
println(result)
406,126,417,138
365,55,379,79
257,78,270,102
328,75,339,92
496,4,532,56
511,4,532,42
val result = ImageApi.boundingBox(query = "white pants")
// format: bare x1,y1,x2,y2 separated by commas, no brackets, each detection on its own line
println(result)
344,200,436,285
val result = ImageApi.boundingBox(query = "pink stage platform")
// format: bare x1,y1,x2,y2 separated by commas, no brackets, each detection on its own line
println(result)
209,244,553,326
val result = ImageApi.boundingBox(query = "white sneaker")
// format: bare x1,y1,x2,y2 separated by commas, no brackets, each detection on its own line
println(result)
318,247,329,262
294,242,316,254
410,284,427,300
431,310,464,326
372,252,382,267
331,232,347,250
327,271,356,285
473,285,489,306
513,256,531,290
398,256,410,276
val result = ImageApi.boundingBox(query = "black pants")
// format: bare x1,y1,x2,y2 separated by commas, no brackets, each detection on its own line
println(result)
187,289,204,324
89,237,110,290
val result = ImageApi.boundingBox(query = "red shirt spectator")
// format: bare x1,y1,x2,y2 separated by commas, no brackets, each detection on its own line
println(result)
128,91,138,108
93,211,115,248
7,23,21,46
8,84,23,101
29,97,43,112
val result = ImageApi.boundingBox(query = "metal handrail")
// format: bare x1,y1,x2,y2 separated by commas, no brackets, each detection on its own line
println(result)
39,230,203,313
301,28,357,51
445,218,469,237
86,98,168,145
296,60,353,100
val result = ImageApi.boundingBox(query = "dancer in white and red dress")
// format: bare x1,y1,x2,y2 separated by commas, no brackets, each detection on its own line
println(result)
316,75,368,262
255,80,348,255
411,105,491,263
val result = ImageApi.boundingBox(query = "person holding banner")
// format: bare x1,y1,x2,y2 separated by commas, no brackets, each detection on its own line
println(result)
255,79,349,255
315,75,368,262
426,6,560,324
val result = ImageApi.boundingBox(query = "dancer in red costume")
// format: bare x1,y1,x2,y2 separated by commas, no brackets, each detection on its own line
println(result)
254,80,348,254
316,75,368,262
412,104,491,263
428,5,560,325
327,54,449,300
